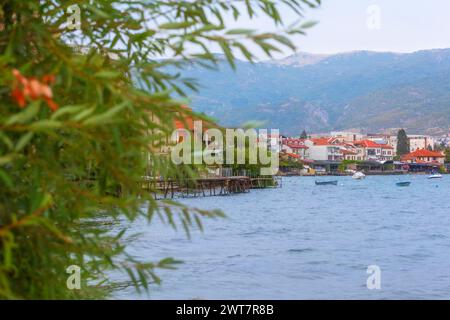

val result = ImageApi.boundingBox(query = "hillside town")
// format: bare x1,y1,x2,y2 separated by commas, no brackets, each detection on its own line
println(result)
169,107,449,176
277,130,450,175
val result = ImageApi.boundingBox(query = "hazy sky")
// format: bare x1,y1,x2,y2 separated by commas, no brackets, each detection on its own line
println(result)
224,0,450,59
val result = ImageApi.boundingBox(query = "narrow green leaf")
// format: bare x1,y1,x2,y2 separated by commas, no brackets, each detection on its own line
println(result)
15,132,34,152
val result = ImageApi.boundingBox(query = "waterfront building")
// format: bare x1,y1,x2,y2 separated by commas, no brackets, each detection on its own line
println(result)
281,138,309,159
367,134,398,155
401,149,445,165
304,137,344,161
342,149,358,161
155,105,215,160
353,140,394,162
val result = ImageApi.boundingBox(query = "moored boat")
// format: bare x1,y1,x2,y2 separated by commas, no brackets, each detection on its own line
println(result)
428,173,443,179
396,181,411,187
352,172,366,180
315,180,338,186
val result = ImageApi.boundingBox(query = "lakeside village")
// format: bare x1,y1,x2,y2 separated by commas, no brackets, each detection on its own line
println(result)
276,130,450,176
145,107,450,198
170,107,450,176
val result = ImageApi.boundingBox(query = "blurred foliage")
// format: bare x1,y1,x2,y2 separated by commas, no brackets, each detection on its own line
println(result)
279,159,303,169
0,0,319,298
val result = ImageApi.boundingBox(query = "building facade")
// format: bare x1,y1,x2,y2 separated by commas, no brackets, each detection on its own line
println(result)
408,135,435,152
353,140,394,162
401,149,445,165
281,138,309,159
304,138,344,161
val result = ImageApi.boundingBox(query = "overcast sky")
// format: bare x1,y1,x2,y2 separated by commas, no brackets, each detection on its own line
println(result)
223,0,450,59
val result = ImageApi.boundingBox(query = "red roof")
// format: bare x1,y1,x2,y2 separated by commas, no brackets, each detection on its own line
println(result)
309,137,340,146
354,140,393,149
282,138,308,149
174,105,213,132
286,153,300,159
174,105,195,130
286,143,308,149
284,153,314,163
403,149,444,158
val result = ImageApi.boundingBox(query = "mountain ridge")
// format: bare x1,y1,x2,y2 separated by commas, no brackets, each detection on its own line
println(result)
180,49,450,135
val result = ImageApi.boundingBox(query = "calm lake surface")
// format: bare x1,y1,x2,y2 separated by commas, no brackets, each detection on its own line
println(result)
112,175,450,299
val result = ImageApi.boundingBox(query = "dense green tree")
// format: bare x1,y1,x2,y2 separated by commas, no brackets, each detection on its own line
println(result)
434,142,445,151
300,129,308,139
0,0,320,299
397,129,410,156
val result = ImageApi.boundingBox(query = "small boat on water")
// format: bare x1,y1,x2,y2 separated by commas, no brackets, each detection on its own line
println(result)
428,173,443,179
315,180,338,186
396,181,411,187
352,172,366,180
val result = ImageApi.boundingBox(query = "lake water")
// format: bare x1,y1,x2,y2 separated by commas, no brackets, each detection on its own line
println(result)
112,175,450,299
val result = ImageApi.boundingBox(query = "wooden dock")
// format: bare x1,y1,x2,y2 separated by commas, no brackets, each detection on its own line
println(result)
141,176,280,199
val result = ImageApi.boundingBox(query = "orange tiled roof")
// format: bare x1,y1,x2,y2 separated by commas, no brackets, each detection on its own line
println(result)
286,143,308,149
174,105,213,132
354,140,393,149
310,137,336,146
286,153,300,159
282,138,308,149
403,149,444,158
174,105,195,130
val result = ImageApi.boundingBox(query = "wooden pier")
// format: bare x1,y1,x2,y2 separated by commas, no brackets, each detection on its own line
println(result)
141,176,281,199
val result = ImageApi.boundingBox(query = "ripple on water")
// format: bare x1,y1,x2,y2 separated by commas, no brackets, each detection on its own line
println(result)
425,233,447,240
287,248,314,254
111,176,450,299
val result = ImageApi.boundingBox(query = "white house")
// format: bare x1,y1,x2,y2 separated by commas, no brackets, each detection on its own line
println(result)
281,138,309,159
304,138,343,161
353,140,394,161
367,134,398,156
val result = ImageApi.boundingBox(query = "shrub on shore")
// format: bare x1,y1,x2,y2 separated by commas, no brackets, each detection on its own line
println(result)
0,1,319,298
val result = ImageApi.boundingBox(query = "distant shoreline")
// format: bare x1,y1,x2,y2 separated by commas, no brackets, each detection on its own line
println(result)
279,172,448,177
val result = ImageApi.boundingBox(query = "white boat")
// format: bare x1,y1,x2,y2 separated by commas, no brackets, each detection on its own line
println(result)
352,172,366,180
428,173,443,179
